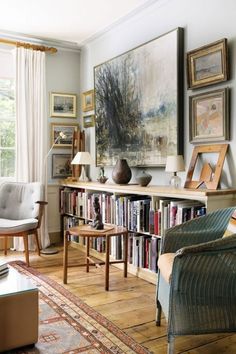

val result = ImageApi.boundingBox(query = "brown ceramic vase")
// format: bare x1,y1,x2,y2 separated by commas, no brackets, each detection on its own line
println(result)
112,159,132,184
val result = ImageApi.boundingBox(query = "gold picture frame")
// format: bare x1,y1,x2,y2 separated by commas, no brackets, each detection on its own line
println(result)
187,38,228,89
82,90,94,112
189,88,229,144
50,92,77,118
51,123,78,148
83,114,95,128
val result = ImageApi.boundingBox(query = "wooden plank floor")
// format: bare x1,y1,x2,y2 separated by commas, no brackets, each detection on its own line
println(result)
2,246,236,354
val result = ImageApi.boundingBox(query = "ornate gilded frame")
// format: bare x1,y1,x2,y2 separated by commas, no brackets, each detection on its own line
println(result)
187,39,228,89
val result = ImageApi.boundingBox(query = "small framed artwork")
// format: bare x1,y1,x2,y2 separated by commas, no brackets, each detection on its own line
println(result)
50,92,77,117
52,154,72,178
82,90,94,112
83,114,95,128
51,123,78,148
189,88,229,144
187,38,228,89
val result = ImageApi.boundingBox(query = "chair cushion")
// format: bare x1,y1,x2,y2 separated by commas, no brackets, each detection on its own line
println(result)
0,182,43,220
158,253,175,283
223,210,236,237
0,218,38,234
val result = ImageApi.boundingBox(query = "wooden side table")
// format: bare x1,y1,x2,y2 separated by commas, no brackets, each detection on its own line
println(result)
63,224,128,291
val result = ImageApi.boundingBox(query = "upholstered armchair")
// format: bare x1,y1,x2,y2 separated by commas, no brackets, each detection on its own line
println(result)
156,207,236,354
0,182,47,266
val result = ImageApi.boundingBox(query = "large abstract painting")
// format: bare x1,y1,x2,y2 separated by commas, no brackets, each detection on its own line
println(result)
94,28,184,167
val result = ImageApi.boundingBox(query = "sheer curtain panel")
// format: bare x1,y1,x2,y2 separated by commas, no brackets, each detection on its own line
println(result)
14,47,50,250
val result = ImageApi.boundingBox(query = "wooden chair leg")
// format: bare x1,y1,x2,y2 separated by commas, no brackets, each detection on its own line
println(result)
63,231,69,284
105,235,110,291
4,237,8,255
34,230,41,256
123,232,128,278
86,236,90,273
23,235,30,267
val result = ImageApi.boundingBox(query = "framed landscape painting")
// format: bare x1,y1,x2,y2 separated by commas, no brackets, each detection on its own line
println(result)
189,88,229,143
94,28,184,167
50,92,77,118
82,90,94,112
52,154,72,178
187,39,228,89
51,123,78,148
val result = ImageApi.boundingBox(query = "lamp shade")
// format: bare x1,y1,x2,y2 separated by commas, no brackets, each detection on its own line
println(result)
165,155,185,172
71,152,94,165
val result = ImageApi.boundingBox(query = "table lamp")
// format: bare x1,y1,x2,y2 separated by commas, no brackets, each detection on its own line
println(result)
71,151,93,182
165,155,185,188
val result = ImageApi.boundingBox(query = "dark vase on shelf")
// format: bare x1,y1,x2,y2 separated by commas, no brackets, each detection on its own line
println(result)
112,159,132,184
136,170,152,187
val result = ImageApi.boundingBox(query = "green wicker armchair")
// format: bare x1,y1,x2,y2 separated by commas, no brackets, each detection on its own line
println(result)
156,207,236,354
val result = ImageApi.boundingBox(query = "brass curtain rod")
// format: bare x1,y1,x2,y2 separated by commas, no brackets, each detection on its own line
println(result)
0,37,57,53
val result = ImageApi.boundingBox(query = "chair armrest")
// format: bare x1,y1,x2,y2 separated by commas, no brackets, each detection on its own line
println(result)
36,201,48,228
176,233,236,256
161,207,235,254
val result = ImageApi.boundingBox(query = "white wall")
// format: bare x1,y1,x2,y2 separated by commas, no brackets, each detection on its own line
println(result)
46,49,80,235
46,48,80,184
80,0,236,188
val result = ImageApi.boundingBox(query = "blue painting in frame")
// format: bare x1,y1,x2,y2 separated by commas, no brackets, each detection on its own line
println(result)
94,28,184,167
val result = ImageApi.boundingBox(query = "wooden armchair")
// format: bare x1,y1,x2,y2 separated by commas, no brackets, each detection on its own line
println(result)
0,182,47,266
156,207,236,354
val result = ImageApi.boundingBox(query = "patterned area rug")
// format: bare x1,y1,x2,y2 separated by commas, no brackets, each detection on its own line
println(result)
8,261,150,354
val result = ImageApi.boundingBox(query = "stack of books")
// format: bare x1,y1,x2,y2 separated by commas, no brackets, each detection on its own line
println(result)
0,262,9,278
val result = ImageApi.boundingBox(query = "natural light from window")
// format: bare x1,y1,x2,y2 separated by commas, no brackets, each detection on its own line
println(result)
0,49,15,179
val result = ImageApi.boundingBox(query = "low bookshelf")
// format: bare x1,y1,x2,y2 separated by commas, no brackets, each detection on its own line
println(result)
60,181,236,284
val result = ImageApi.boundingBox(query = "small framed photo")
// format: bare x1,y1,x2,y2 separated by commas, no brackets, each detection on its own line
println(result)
189,88,229,144
52,154,72,178
50,92,77,117
83,114,95,128
51,123,78,148
187,38,228,89
82,90,94,112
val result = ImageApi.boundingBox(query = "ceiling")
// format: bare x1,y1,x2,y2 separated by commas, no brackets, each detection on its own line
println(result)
0,0,156,47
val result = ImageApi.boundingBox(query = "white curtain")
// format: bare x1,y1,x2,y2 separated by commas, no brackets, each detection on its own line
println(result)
14,47,50,250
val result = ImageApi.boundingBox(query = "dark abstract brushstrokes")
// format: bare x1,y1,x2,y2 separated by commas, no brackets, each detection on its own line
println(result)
94,28,183,167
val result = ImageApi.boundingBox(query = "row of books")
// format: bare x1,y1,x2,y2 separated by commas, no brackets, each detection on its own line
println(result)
63,215,160,273
60,188,206,236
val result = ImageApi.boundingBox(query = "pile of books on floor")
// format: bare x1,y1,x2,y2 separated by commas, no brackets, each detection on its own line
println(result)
0,262,9,278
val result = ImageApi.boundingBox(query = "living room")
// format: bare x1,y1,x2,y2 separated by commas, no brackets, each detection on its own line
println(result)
1,0,236,353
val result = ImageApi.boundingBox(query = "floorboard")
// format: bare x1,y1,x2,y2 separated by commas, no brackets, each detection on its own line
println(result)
2,246,236,353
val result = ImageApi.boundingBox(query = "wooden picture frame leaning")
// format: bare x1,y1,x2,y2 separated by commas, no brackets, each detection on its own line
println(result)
184,144,228,190
187,38,228,89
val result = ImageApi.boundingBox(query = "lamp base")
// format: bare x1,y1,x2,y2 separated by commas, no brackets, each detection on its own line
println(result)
41,247,59,255
79,165,90,182
170,174,181,188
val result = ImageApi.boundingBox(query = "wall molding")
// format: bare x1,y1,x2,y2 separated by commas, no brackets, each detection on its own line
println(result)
80,0,170,47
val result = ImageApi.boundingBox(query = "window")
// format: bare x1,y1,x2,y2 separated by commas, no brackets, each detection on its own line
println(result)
0,50,15,178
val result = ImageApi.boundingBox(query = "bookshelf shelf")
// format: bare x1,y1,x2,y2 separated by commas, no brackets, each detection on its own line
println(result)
60,181,236,284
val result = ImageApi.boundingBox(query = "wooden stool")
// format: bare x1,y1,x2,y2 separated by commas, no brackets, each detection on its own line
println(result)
63,224,128,291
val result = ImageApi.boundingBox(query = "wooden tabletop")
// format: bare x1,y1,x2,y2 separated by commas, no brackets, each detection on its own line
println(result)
68,224,128,237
